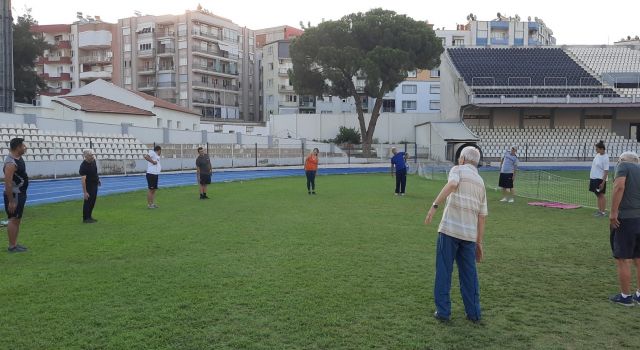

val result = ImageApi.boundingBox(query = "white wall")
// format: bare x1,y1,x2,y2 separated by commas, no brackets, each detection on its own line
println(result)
268,113,441,143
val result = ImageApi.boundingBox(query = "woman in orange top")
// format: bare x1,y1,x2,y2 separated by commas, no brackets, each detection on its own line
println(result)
304,148,319,194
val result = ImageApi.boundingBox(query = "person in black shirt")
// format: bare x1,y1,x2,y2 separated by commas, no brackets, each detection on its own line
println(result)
79,149,101,223
3,138,29,253
195,147,212,199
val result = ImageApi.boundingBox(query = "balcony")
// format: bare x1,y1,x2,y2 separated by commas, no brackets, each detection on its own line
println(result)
37,56,72,65
157,48,175,56
192,81,240,92
138,66,156,75
192,97,223,106
191,29,221,41
278,68,290,76
41,72,72,81
157,82,177,88
156,30,175,39
79,55,113,64
137,49,155,57
54,40,71,49
138,81,156,90
279,84,294,93
192,46,239,61
299,101,316,108
192,64,238,77
79,70,112,80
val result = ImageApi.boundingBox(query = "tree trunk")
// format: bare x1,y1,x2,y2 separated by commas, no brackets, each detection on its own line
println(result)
353,93,368,154
361,97,384,157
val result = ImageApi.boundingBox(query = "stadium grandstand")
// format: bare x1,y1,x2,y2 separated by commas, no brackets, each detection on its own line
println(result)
433,45,640,162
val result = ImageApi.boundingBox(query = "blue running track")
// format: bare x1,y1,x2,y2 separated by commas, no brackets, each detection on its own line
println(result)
0,167,388,206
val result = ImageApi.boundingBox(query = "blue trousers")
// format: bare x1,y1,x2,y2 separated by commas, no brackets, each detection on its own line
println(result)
395,168,407,193
434,232,481,320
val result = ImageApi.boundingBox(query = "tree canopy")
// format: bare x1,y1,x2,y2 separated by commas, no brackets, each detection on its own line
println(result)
13,9,49,103
290,8,443,153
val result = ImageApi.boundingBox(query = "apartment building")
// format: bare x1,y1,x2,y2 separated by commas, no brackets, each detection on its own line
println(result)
117,8,260,123
31,15,119,96
0,0,13,112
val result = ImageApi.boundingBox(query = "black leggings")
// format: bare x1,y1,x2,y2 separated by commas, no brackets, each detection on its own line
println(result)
306,170,316,191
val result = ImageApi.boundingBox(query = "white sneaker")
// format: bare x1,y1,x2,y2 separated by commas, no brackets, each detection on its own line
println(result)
500,198,508,202
508,198,515,203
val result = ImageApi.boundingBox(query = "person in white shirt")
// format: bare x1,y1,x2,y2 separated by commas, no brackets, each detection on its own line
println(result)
589,141,609,217
425,146,488,323
143,145,162,209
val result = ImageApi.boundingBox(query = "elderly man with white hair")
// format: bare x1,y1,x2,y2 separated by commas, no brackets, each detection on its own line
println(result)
608,151,640,306
79,149,101,223
425,146,488,322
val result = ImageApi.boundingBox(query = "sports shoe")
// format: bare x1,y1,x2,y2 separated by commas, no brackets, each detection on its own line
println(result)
593,211,606,217
609,293,634,306
203,194,210,199
433,311,450,322
400,193,405,196
500,198,508,202
8,245,28,253
311,191,316,195
508,198,515,203
466,315,481,324
633,292,640,305
83,218,97,224
148,204,158,209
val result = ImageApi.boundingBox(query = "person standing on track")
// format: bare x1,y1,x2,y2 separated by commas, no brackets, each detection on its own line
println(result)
143,145,162,209
196,147,213,199
3,138,29,253
79,149,101,223
304,148,319,194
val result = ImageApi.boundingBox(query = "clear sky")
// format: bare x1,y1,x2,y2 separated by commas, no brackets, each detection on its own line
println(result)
10,0,640,45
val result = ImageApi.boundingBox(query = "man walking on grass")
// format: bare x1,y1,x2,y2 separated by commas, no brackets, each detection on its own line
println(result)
144,145,162,209
79,149,101,223
3,138,29,253
608,151,640,306
425,146,488,322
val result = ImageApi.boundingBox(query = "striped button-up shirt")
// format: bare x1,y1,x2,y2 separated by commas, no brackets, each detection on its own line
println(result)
438,164,488,242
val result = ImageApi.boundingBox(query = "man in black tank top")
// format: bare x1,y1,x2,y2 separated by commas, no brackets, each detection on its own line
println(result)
3,138,29,253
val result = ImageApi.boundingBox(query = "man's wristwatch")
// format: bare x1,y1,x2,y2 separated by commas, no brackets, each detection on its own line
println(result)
432,203,439,209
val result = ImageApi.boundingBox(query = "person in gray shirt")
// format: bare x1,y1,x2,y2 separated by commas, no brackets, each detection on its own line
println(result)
499,146,519,203
608,151,640,306
196,147,213,199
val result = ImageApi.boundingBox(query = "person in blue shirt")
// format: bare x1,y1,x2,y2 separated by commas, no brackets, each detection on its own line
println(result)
391,147,409,196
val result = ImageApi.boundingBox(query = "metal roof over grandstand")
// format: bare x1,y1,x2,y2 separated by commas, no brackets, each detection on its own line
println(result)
417,122,479,142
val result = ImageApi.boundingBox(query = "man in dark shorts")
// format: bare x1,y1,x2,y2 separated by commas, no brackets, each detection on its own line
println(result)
143,145,162,209
3,138,29,253
499,146,518,203
608,151,640,306
79,149,101,223
195,147,212,199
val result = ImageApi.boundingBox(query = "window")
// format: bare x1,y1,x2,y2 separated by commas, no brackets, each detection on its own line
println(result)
401,100,417,112
407,70,417,78
167,120,173,129
453,37,465,46
177,121,182,129
267,79,273,87
402,84,417,94
430,85,440,94
139,43,152,51
157,118,162,127
122,27,130,35
430,69,440,78
214,124,223,132
193,124,198,131
430,100,441,110
383,99,395,112
268,63,274,70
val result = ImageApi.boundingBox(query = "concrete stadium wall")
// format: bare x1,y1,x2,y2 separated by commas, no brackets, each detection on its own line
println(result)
268,112,440,143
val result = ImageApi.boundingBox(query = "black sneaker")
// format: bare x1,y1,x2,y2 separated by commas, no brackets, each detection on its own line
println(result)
203,194,210,199
8,245,28,253
466,315,482,324
199,194,204,200
308,191,311,195
433,311,450,322
312,191,316,195
83,218,97,224
609,293,634,307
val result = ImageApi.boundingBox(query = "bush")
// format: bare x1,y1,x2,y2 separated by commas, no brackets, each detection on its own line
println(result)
333,127,361,145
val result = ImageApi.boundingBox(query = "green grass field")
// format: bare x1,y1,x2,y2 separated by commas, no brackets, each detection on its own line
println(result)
1,173,638,349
